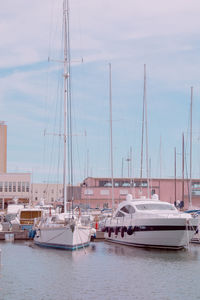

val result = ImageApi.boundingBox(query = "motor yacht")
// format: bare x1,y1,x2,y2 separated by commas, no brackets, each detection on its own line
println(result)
102,194,199,249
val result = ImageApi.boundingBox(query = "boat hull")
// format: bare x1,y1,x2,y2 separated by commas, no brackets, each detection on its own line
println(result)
104,217,198,249
34,225,91,251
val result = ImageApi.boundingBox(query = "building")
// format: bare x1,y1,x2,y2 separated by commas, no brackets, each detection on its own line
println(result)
80,177,200,209
31,183,81,206
0,173,31,209
0,121,7,173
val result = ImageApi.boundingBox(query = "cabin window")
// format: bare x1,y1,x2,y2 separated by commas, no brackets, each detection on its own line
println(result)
121,205,135,214
136,203,175,211
116,211,125,217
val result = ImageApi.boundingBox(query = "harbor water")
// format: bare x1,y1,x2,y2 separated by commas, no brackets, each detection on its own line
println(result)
0,241,200,300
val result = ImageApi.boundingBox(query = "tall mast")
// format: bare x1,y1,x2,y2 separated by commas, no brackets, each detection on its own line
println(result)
109,63,114,210
140,67,145,179
144,64,150,198
182,133,184,203
189,86,193,208
63,0,69,213
174,147,176,204
159,136,162,178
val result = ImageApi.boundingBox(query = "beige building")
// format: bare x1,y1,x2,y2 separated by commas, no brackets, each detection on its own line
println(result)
31,183,63,204
0,173,31,209
0,121,7,173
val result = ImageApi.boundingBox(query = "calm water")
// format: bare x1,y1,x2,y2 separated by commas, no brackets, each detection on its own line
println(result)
0,241,200,300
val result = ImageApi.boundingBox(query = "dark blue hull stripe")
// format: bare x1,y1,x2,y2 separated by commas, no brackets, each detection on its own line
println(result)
34,241,90,251
105,225,197,232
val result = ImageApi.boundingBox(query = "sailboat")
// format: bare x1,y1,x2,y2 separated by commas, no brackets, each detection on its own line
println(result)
34,0,93,250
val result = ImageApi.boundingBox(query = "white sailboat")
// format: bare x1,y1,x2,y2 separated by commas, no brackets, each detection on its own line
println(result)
34,0,93,250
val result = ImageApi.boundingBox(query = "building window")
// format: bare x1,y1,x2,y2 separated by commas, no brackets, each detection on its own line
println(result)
0,182,3,192
4,182,8,192
100,190,109,196
99,180,112,187
192,182,200,188
120,190,128,195
13,182,16,192
22,182,25,192
26,182,29,192
84,189,93,195
9,182,12,192
51,197,54,201
35,197,38,201
18,182,21,192
51,189,54,194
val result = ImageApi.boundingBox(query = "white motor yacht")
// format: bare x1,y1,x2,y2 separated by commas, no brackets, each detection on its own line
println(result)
103,194,199,249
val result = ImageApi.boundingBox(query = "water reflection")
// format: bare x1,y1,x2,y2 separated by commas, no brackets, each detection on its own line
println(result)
25,241,98,262
1,240,200,300
104,241,200,262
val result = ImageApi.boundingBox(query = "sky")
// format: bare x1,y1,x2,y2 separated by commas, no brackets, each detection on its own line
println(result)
1,0,200,184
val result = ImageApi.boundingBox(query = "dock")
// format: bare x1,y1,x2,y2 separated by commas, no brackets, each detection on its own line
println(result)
0,230,29,241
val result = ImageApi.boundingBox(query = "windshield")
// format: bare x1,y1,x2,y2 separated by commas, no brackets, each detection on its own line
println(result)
136,203,175,211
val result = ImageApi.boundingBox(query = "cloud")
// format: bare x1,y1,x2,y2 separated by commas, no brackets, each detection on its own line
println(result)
1,0,200,182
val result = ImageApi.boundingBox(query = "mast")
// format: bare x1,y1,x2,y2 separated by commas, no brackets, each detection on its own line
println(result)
182,133,184,203
144,64,150,198
189,86,193,208
63,0,70,213
174,147,176,204
109,63,114,210
159,136,162,178
140,64,149,197
140,68,145,179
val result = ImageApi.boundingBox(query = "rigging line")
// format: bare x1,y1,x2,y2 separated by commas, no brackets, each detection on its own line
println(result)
45,76,62,188
55,20,65,190
45,13,65,190
44,227,67,243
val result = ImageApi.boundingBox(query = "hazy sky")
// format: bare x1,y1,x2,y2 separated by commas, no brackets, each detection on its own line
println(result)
1,0,200,184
